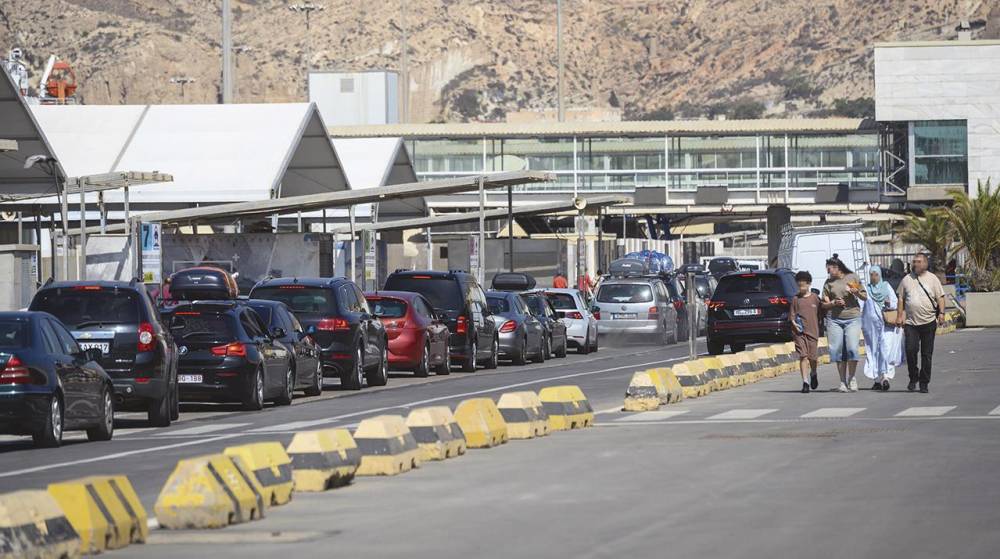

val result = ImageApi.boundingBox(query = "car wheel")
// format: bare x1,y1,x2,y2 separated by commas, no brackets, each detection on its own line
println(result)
367,344,389,386
707,338,725,355
33,394,63,448
275,364,294,406
730,342,747,354
148,390,171,428
556,335,567,358
87,387,115,442
579,329,591,354
243,367,265,410
435,348,451,375
512,336,528,366
534,336,548,363
304,360,323,396
414,342,431,377
485,337,499,369
341,346,365,390
667,324,678,345
462,339,478,372
169,380,180,421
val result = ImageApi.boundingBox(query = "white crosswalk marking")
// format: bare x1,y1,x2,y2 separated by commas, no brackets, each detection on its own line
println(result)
161,423,251,436
708,409,778,420
895,406,956,417
801,407,866,419
989,405,1000,416
616,410,690,422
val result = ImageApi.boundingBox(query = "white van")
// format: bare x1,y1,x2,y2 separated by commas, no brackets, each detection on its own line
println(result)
777,224,870,286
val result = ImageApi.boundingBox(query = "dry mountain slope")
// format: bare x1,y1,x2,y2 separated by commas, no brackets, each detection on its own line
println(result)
0,0,992,121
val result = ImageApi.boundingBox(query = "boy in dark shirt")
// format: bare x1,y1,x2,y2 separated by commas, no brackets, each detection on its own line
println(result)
791,271,821,393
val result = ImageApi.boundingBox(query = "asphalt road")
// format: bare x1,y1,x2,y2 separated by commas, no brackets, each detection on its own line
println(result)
8,328,999,559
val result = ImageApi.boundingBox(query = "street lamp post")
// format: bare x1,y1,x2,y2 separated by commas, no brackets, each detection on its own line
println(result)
233,45,253,102
289,2,325,93
556,0,564,122
169,76,195,101
222,0,233,103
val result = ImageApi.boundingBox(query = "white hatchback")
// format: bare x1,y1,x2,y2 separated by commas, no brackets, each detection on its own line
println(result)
543,288,599,354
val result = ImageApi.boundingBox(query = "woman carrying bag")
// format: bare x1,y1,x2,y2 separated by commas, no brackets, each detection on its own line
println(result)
861,265,903,391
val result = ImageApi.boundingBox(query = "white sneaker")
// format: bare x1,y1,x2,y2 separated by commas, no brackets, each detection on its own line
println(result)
848,378,859,392
837,382,849,393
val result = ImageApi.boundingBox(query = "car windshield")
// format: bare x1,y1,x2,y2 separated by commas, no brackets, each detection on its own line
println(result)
597,283,653,304
169,312,236,340
486,296,510,314
0,321,27,349
715,274,784,296
369,298,407,318
545,292,577,310
252,287,335,315
709,259,739,275
31,288,140,328
383,277,463,312
247,303,274,325
523,296,546,316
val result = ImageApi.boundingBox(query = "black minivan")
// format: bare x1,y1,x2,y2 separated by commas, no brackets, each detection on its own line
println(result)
706,269,797,355
30,280,179,426
383,270,498,372
250,278,388,390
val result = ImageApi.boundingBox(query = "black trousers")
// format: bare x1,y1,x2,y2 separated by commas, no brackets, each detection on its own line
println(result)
904,321,937,386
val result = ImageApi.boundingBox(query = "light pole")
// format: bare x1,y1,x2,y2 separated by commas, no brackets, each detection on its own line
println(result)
556,0,564,122
169,76,195,101
289,2,325,94
233,45,253,102
400,0,408,122
222,0,233,103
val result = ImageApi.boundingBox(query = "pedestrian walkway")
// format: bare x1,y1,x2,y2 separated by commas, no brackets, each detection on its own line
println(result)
610,403,1000,423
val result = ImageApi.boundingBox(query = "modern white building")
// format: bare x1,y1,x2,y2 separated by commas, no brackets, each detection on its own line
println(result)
875,39,1000,199
308,70,400,127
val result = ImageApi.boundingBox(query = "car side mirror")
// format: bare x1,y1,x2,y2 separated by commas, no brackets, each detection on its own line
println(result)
271,326,286,339
83,347,103,363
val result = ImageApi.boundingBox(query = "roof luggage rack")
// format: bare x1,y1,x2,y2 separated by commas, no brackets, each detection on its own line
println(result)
490,272,537,292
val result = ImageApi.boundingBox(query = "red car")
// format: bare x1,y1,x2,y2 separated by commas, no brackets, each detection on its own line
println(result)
364,291,450,377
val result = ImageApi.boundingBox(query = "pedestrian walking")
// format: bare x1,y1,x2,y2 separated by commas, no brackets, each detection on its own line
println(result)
553,272,568,289
821,256,867,392
861,265,903,391
896,253,946,393
578,269,595,296
790,271,821,393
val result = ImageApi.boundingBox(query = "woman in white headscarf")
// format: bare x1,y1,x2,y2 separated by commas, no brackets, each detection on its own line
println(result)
862,265,903,391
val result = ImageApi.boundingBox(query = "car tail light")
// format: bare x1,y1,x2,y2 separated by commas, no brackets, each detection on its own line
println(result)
648,306,660,318
135,377,151,384
456,315,468,334
672,300,683,311
0,356,41,385
317,317,350,331
708,300,726,310
72,285,102,291
566,312,584,320
768,296,789,306
137,322,156,352
211,342,247,357
499,320,517,333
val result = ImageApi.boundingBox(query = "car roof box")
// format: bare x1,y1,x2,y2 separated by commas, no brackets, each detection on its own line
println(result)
168,268,238,301
609,258,653,278
490,272,536,292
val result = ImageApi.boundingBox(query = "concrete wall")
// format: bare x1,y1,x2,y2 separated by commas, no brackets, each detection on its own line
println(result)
0,245,39,311
875,41,1000,193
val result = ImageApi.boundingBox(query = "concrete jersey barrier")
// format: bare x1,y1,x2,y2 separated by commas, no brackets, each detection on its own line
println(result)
224,442,295,507
47,475,146,554
497,392,550,439
286,428,362,492
353,415,423,476
454,398,509,447
0,490,80,559
406,406,468,460
154,453,264,530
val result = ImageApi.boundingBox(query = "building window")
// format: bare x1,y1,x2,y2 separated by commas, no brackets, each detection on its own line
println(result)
912,120,967,185
340,78,355,93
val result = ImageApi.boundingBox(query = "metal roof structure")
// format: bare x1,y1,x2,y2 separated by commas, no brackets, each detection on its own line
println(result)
329,118,870,139
135,171,553,226
328,194,631,233
0,68,65,201
27,102,349,207
331,137,424,219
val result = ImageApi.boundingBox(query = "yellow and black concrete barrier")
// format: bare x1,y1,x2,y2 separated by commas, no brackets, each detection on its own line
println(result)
405,406,467,461
47,475,146,554
154,453,264,529
285,428,361,492
538,385,593,430
353,415,422,476
497,391,550,438
224,442,294,508
0,489,80,559
454,398,509,448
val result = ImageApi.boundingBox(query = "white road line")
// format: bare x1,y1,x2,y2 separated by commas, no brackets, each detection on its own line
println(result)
596,415,1000,426
801,407,866,419
615,410,690,422
595,406,624,415
0,434,242,478
248,420,333,433
708,409,778,420
895,406,956,417
160,423,251,436
989,405,1000,416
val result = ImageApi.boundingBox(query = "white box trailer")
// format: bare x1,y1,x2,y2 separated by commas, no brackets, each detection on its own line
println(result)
777,224,870,286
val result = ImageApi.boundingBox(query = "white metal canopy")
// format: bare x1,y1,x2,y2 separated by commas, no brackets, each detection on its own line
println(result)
0,68,65,201
331,137,425,219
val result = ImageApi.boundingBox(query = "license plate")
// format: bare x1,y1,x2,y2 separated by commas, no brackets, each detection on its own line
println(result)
178,374,203,384
78,342,109,354
733,308,762,317
611,313,637,320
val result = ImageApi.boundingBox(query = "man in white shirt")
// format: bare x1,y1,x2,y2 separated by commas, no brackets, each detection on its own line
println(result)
895,253,946,393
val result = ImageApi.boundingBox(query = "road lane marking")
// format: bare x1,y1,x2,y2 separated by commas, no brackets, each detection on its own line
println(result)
708,409,778,420
989,405,1000,416
597,415,1000,426
801,408,866,419
895,406,956,417
159,423,251,436
615,410,690,422
248,420,335,433
0,434,242,478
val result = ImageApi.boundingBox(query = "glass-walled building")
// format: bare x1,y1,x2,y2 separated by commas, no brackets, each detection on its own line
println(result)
330,119,880,202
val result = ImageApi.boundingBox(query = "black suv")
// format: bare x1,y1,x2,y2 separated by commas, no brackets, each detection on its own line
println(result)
383,270,498,372
29,280,179,426
249,278,388,390
706,269,797,355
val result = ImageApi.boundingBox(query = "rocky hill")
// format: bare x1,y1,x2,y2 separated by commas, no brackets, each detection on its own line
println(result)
1,0,996,121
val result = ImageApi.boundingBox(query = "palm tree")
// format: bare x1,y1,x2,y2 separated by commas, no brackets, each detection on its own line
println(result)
945,179,1000,270
901,208,953,268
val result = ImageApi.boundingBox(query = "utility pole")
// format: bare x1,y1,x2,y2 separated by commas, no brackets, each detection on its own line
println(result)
233,45,253,102
556,0,564,122
169,76,195,101
400,0,408,122
222,0,233,103
289,2,325,96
